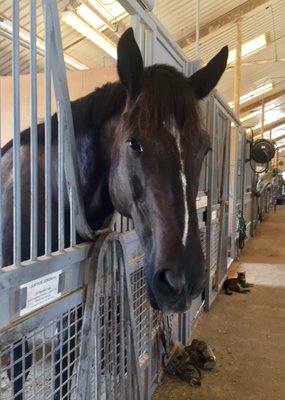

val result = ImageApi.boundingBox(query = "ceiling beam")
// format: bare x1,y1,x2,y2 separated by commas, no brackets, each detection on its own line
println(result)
254,117,285,134
227,58,285,68
240,89,285,114
177,0,269,48
274,133,285,142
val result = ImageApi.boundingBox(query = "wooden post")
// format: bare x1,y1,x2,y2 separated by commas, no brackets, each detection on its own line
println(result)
234,20,242,116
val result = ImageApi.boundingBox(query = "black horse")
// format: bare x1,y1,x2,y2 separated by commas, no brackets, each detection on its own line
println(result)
1,28,228,399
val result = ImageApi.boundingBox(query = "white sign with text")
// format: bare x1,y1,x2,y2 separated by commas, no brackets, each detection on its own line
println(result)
20,270,62,316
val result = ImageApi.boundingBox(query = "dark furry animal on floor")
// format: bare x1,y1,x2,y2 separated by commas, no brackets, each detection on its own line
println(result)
224,272,253,295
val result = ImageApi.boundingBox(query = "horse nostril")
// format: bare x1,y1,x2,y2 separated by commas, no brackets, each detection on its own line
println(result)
156,270,185,297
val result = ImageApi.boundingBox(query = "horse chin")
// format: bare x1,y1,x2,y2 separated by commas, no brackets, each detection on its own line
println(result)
152,298,192,314
157,299,192,314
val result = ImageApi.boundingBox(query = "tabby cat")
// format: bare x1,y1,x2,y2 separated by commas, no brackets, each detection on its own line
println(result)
224,272,253,295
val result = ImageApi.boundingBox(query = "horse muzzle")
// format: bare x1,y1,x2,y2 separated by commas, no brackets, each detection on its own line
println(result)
150,267,206,313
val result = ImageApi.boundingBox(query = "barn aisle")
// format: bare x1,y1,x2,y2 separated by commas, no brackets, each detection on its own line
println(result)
152,205,285,400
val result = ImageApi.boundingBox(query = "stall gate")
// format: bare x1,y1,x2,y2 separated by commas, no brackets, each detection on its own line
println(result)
204,93,242,310
0,1,100,399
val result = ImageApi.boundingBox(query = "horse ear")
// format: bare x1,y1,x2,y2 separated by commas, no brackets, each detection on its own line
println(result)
188,46,228,99
117,28,144,98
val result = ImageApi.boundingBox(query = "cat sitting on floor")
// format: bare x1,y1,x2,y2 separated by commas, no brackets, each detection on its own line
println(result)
224,272,253,295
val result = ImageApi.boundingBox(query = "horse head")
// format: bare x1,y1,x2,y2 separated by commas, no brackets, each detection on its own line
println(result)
109,28,228,313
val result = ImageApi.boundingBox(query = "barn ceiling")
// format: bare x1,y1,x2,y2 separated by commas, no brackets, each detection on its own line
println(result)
0,0,285,147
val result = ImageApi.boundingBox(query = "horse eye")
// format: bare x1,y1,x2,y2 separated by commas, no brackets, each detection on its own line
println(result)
126,138,143,153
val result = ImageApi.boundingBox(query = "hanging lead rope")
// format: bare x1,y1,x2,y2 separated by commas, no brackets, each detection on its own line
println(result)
237,208,247,249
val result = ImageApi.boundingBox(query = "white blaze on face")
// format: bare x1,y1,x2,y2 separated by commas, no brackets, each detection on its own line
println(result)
168,117,189,247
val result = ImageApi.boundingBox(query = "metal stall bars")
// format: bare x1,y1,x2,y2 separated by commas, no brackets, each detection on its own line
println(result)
0,1,95,399
204,91,241,310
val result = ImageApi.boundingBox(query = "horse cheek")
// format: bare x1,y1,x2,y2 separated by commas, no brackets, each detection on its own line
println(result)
109,157,132,217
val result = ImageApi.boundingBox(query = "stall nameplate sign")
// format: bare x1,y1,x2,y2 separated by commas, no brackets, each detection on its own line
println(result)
211,210,217,221
20,270,62,316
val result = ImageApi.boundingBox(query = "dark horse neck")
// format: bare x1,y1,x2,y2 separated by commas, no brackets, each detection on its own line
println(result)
1,81,127,266
70,81,127,230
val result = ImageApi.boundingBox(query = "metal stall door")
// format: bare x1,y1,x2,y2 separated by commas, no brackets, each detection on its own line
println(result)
228,127,246,259
205,95,231,310
0,1,97,399
243,136,255,237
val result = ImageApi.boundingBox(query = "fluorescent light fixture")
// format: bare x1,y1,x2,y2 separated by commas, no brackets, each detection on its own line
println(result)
87,0,128,21
63,54,89,70
229,82,273,107
62,11,117,59
228,34,267,64
75,2,127,33
0,18,34,44
0,16,88,70
75,3,105,30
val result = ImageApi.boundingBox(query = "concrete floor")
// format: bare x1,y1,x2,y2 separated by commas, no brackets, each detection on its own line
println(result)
152,205,285,400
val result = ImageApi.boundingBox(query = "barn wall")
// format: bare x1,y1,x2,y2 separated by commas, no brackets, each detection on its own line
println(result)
0,66,118,145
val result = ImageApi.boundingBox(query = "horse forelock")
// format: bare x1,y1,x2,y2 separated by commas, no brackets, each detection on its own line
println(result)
125,64,200,145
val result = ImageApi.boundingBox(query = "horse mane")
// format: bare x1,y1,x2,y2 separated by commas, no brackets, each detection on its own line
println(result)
1,81,126,156
71,81,126,132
